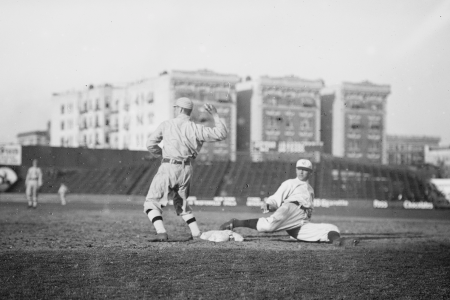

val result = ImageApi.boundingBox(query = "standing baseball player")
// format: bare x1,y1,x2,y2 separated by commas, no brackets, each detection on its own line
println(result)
144,97,228,242
58,183,69,205
220,159,359,246
25,159,43,209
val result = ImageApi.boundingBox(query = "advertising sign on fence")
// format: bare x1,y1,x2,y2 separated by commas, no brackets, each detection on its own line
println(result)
252,141,323,153
0,144,22,166
430,179,450,203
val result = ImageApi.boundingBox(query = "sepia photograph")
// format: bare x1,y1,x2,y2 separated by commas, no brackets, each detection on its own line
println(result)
1,0,450,299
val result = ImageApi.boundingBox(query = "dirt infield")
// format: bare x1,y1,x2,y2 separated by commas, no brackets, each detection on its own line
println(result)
1,200,450,299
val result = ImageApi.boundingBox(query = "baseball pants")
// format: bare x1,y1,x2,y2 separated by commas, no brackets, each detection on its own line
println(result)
143,163,193,216
59,193,66,205
26,180,39,206
256,202,339,242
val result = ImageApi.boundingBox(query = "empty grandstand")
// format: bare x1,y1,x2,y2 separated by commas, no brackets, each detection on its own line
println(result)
2,146,445,206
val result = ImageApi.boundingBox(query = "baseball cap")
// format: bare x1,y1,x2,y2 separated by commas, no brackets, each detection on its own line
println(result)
174,97,194,110
296,159,313,171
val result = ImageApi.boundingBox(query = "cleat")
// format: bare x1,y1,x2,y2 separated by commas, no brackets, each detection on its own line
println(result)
219,218,236,231
188,232,203,241
148,232,169,242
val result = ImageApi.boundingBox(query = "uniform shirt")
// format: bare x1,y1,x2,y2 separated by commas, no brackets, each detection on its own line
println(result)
146,114,228,161
26,166,43,186
58,184,68,194
266,177,315,218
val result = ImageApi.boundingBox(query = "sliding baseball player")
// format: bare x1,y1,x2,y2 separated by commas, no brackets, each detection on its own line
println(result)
220,159,359,246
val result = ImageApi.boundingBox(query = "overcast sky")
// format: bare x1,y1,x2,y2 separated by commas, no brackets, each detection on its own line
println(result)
1,0,449,145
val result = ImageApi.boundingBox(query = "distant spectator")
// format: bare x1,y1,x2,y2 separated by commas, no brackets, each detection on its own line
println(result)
25,159,43,208
58,183,69,206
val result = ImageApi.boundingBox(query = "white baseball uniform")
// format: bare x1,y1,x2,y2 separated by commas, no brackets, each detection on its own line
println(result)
257,177,339,242
144,113,228,215
25,166,43,207
58,184,68,205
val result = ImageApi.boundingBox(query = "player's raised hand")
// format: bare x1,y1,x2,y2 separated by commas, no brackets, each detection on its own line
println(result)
204,103,218,115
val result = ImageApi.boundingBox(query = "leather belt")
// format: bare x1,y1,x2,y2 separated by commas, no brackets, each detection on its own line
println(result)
162,158,191,165
290,201,312,218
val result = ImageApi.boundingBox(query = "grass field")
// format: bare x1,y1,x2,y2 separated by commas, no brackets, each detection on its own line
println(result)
1,199,450,299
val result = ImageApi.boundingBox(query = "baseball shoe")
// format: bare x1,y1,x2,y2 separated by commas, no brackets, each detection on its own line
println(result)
334,237,359,247
189,232,203,241
219,219,236,231
148,232,169,242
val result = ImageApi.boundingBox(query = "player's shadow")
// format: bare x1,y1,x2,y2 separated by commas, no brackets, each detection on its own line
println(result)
243,232,426,243
340,232,425,241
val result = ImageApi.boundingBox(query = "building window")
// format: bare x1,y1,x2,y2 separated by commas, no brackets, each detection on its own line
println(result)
368,141,380,152
266,131,280,141
285,115,294,131
147,93,154,104
388,153,395,163
263,94,280,106
265,110,282,130
105,97,109,108
112,117,118,130
368,116,382,130
148,112,154,125
61,121,65,130
137,114,143,126
175,89,195,99
215,91,229,102
300,119,312,131
348,140,361,151
61,105,65,114
348,115,362,130
302,98,315,108
369,103,382,111
266,116,282,129
370,122,381,130
347,100,365,109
